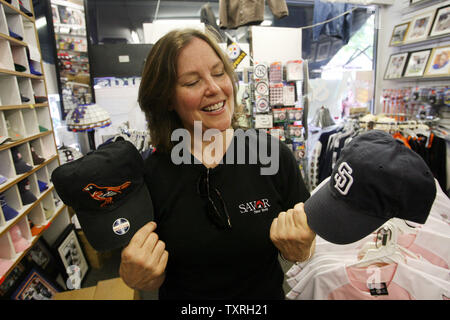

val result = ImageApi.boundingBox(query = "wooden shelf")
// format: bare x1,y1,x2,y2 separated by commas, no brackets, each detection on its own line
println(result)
0,68,43,79
0,0,34,23
0,154,58,194
0,31,27,47
0,183,57,237
0,204,67,284
0,0,65,290
0,130,53,152
0,102,48,111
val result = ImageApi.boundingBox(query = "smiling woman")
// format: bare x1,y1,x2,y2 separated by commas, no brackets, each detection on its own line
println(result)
119,28,313,300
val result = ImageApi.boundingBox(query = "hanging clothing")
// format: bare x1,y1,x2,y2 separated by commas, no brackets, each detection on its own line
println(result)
219,0,289,29
285,179,450,300
312,0,353,44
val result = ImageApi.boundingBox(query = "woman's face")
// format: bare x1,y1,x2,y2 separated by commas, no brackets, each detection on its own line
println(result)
171,37,235,134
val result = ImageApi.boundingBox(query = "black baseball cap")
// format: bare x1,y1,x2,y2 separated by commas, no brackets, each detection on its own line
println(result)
51,140,154,251
305,130,436,245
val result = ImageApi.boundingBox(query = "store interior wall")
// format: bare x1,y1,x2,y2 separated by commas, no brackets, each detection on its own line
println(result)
375,0,450,114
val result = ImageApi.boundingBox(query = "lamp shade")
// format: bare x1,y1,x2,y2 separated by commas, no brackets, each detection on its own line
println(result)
66,104,111,132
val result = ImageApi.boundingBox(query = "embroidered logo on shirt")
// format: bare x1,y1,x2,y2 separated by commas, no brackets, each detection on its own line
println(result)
334,162,353,195
238,198,271,214
83,181,131,207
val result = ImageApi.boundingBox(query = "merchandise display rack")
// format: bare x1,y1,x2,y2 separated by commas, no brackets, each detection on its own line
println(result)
0,0,67,285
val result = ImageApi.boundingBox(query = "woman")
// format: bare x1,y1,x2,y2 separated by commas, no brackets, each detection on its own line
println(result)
119,28,315,299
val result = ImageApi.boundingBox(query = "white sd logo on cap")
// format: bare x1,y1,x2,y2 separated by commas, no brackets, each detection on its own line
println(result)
334,162,353,195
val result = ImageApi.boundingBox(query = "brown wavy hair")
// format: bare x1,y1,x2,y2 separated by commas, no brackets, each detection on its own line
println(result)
138,27,243,154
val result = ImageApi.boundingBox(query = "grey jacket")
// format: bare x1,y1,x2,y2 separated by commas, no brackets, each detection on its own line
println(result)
219,0,289,29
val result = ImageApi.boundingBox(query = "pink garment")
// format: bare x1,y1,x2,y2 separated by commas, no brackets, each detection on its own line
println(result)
0,258,14,276
397,231,449,269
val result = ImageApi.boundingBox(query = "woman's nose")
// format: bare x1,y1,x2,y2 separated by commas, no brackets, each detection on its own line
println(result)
204,77,220,96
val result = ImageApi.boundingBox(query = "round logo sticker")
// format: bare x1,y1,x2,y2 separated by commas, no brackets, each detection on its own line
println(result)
112,218,130,235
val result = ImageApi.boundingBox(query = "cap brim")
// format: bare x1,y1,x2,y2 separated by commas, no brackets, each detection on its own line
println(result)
75,183,154,251
305,180,388,245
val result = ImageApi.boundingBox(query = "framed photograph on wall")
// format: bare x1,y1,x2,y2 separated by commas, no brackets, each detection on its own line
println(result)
404,49,431,77
429,5,450,37
53,224,89,283
389,22,410,46
11,268,60,300
424,46,450,77
316,41,331,61
384,52,409,79
404,11,435,43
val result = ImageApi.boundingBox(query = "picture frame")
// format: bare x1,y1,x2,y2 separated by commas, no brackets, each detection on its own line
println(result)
404,11,435,43
11,268,60,300
424,45,450,77
316,41,331,61
384,52,409,79
24,238,65,280
389,22,410,46
404,49,432,77
429,5,450,38
53,224,89,284
0,262,28,298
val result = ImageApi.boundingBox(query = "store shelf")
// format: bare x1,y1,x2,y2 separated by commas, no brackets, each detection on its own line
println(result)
0,130,53,152
0,0,34,23
391,34,450,50
0,203,67,285
0,183,57,236
0,154,58,194
0,68,43,79
0,32,27,47
384,76,450,82
0,102,48,111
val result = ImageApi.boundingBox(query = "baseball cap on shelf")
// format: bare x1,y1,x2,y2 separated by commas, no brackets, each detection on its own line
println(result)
0,136,12,145
31,147,45,165
304,130,436,245
0,193,19,221
10,225,31,253
51,140,154,251
11,147,33,174
18,178,37,205
38,180,48,192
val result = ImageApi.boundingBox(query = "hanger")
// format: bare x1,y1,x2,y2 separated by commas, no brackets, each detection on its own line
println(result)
348,220,420,268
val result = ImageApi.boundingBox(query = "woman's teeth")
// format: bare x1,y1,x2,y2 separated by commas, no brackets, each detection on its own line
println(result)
203,101,224,112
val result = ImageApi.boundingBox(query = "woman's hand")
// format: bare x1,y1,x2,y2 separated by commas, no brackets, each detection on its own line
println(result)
119,221,168,291
270,202,316,262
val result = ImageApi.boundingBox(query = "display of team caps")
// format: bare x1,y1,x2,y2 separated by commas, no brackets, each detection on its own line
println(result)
304,130,436,245
51,140,154,251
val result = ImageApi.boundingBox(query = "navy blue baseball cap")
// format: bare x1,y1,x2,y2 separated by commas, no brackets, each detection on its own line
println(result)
305,130,436,244
52,141,154,251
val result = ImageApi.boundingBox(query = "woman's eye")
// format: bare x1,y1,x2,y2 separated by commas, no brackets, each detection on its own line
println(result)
213,72,225,77
184,80,199,87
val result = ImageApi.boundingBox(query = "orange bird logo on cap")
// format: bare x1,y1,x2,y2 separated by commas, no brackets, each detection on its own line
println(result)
83,181,131,207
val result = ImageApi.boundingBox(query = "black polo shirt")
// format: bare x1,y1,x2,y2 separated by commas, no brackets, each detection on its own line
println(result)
143,131,310,299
